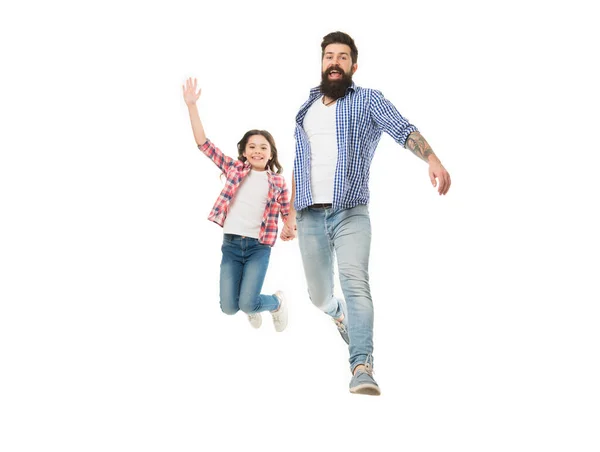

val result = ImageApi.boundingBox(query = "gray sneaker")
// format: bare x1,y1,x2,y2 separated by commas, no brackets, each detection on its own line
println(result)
332,299,349,344
349,363,380,396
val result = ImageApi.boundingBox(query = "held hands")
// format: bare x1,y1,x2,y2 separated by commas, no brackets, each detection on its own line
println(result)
280,216,297,241
428,158,451,195
182,77,201,106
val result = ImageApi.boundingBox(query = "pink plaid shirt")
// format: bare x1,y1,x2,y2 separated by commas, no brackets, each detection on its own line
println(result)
198,139,290,246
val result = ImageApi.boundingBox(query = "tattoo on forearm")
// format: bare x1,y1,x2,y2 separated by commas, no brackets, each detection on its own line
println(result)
406,132,434,162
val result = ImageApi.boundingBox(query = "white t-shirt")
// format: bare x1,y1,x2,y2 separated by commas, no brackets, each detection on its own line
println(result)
303,96,337,204
223,169,269,238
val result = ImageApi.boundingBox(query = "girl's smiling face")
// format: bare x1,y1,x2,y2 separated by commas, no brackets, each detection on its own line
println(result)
243,134,272,171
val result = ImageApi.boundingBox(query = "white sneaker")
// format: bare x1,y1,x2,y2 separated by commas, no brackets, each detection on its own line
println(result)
247,313,262,329
271,291,288,332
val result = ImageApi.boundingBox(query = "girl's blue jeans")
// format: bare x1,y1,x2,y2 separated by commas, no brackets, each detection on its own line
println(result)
219,234,279,315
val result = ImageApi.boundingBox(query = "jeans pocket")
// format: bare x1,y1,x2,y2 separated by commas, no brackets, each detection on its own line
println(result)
222,234,236,246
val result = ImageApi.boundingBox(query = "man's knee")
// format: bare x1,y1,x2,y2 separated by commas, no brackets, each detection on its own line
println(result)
308,291,333,311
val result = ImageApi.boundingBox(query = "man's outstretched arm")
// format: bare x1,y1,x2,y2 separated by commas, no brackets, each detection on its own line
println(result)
405,131,451,196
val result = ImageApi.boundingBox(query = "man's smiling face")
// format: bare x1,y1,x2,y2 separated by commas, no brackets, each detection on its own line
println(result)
321,43,356,81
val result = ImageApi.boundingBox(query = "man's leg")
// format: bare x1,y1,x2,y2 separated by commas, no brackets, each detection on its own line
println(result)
329,205,374,373
296,208,344,319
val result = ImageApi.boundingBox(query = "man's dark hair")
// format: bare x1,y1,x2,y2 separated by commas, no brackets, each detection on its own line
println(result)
321,31,358,64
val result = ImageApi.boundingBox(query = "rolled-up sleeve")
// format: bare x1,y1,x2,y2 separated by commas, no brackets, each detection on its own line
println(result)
370,90,418,147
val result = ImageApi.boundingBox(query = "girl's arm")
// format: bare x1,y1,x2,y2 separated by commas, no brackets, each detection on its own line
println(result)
280,174,297,241
183,77,235,174
183,77,207,146
279,177,291,221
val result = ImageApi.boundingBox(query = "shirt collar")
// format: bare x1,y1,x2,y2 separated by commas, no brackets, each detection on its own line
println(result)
245,162,274,178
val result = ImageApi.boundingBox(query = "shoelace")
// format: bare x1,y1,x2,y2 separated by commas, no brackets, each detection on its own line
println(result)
333,317,347,333
364,355,374,376
272,309,283,326
272,293,284,325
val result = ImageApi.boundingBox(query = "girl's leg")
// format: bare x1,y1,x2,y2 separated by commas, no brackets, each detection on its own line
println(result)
219,235,244,315
237,239,279,314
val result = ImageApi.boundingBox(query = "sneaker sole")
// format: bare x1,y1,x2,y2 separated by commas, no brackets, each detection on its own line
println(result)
349,383,381,396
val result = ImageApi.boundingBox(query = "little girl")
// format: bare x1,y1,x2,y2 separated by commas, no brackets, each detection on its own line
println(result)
183,77,290,331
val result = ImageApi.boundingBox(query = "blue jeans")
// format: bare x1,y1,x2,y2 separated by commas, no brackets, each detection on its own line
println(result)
296,204,374,372
219,234,280,315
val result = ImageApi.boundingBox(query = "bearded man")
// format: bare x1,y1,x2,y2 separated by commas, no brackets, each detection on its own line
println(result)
280,31,451,395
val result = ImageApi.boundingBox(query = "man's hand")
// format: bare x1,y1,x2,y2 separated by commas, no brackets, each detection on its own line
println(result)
428,158,451,195
406,131,451,195
280,215,297,241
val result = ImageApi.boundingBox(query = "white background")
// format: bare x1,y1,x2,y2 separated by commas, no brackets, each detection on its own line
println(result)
1,0,599,451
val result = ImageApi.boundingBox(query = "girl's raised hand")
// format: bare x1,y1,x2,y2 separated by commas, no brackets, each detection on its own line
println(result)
182,77,201,106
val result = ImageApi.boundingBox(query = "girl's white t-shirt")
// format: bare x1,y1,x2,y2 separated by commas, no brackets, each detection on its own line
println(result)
223,169,269,238
303,96,337,204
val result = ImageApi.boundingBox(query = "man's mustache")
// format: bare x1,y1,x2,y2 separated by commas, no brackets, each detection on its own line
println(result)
324,65,346,76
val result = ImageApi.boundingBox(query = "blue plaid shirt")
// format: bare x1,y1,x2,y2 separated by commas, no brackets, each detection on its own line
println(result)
293,83,418,211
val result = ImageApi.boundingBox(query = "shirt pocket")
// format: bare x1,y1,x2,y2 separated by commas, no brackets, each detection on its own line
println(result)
269,185,284,204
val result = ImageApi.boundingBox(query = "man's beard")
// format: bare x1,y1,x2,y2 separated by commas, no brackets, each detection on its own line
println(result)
319,65,353,100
